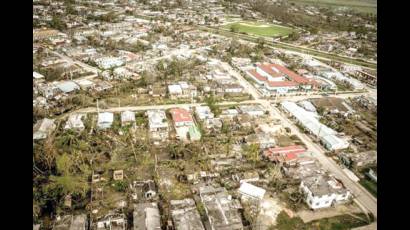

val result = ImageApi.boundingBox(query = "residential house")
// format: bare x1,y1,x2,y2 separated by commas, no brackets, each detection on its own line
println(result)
170,199,205,230
146,110,169,140
133,203,161,230
199,186,243,230
33,118,56,140
56,81,80,94
169,108,198,141
96,213,126,230
339,151,377,170
263,145,309,166
121,111,135,126
95,57,125,70
168,82,198,99
300,174,351,210
93,81,113,92
246,132,276,149
238,105,265,117
64,114,85,131
52,214,88,230
74,79,95,90
97,112,114,130
195,106,214,121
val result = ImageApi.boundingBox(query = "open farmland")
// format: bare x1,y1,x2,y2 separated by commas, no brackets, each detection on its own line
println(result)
223,21,294,37
288,0,377,14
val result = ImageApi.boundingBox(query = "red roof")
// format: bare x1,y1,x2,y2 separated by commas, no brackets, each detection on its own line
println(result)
267,81,298,87
263,145,306,162
256,64,284,78
169,108,193,123
269,63,310,84
248,69,267,82
250,63,316,88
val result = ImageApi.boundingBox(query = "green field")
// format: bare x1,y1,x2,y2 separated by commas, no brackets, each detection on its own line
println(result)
289,0,377,14
223,21,294,37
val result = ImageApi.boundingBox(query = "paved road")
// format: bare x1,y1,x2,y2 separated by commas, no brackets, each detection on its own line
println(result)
200,26,377,70
58,58,377,218
222,60,377,218
51,51,99,80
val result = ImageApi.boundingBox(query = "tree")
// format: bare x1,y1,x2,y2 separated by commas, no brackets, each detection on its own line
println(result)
50,15,65,31
256,37,265,50
243,143,260,166
43,136,57,171
205,94,221,116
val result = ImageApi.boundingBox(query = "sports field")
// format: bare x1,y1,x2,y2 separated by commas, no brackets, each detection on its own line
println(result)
223,21,294,37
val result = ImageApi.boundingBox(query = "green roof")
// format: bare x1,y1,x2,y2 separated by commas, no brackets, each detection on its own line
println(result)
189,125,201,140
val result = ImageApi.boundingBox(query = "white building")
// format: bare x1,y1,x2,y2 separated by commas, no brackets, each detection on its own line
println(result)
239,182,266,201
97,112,114,130
64,114,85,131
281,101,349,151
300,175,351,209
147,110,169,140
33,118,56,140
238,105,265,117
95,57,125,70
121,111,135,126
33,71,45,80
195,106,214,120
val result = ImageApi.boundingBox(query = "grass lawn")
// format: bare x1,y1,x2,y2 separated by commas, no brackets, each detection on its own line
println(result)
223,21,294,37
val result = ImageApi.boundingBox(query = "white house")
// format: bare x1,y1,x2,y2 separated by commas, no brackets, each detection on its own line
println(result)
121,111,135,126
97,112,114,130
195,106,214,121
300,175,351,210
147,110,169,140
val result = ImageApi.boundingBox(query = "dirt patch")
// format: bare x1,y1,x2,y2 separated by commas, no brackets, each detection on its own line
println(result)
311,97,348,112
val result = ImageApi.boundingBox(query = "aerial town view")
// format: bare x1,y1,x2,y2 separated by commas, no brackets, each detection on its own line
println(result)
33,0,377,229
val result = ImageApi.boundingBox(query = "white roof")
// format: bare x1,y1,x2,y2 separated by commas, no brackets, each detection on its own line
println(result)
64,113,85,130
98,112,114,123
33,71,44,79
168,84,183,94
239,182,266,200
121,110,135,123
147,110,168,129
56,81,80,93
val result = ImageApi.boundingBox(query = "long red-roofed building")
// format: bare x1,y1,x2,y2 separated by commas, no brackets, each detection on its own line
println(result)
247,63,317,93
